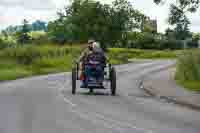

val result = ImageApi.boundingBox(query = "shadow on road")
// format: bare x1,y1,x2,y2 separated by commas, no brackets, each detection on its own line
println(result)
77,91,119,97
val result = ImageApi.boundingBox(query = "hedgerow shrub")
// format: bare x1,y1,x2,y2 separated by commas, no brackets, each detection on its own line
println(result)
176,49,200,81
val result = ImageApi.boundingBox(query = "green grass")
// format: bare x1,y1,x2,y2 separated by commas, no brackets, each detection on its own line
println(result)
0,56,74,81
0,44,80,81
0,45,180,81
31,56,73,74
109,48,179,59
0,61,32,81
175,49,200,92
177,80,200,92
108,48,179,65
0,58,73,81
29,31,46,39
175,49,200,81
0,68,31,81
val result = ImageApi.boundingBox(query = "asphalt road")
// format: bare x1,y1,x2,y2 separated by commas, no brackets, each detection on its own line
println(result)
0,60,200,133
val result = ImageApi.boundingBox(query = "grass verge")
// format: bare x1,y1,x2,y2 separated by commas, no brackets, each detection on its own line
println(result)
0,61,32,81
177,80,200,92
109,48,179,59
175,49,200,92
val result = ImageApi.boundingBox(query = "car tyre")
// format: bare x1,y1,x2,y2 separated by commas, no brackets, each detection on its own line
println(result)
72,68,77,95
110,67,116,96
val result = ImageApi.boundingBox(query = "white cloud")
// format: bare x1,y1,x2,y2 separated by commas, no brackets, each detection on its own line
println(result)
0,0,69,30
0,6,56,30
0,0,56,10
0,0,60,30
188,8,200,32
52,0,67,9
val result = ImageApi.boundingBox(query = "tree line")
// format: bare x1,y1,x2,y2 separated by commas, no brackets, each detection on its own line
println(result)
47,0,200,48
47,0,149,48
1,0,200,49
2,20,47,34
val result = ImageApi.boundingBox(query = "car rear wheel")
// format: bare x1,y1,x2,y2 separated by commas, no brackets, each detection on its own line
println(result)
89,88,94,94
110,67,116,96
72,68,77,95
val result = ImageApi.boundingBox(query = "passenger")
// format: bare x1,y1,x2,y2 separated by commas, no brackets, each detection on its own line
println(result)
92,42,107,66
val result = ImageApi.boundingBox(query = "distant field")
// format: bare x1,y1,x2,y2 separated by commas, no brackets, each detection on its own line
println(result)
0,44,181,81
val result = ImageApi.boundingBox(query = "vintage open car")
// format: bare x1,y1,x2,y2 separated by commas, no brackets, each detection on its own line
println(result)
71,56,116,95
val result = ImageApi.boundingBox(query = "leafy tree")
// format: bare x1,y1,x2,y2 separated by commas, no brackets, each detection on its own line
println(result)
16,19,31,44
3,20,47,34
154,0,200,40
141,18,158,34
165,27,175,39
4,26,17,34
110,0,146,46
48,0,146,48
193,33,200,40
154,0,200,9
48,20,77,44
32,20,47,31
174,20,192,40
1,30,8,40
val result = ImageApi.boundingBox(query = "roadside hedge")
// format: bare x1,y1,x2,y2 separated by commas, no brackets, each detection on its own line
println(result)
176,49,200,81
130,39,184,50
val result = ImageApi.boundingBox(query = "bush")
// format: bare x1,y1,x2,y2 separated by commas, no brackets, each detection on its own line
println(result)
187,40,198,48
0,38,7,49
127,32,185,50
0,37,17,49
176,49,200,81
133,33,157,49
29,31,50,45
160,39,183,50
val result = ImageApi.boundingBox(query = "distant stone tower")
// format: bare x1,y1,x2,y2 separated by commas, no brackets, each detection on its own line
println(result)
149,19,158,33
141,19,158,33
198,40,200,48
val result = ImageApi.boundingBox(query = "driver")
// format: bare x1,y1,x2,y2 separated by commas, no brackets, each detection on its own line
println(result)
79,39,95,87
79,39,94,63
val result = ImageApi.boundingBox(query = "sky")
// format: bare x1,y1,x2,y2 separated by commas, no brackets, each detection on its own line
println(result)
0,0,200,33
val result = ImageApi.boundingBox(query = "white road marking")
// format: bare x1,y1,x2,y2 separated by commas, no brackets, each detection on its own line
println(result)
70,107,154,133
54,79,77,107
70,109,124,132
93,112,154,133
63,97,77,107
